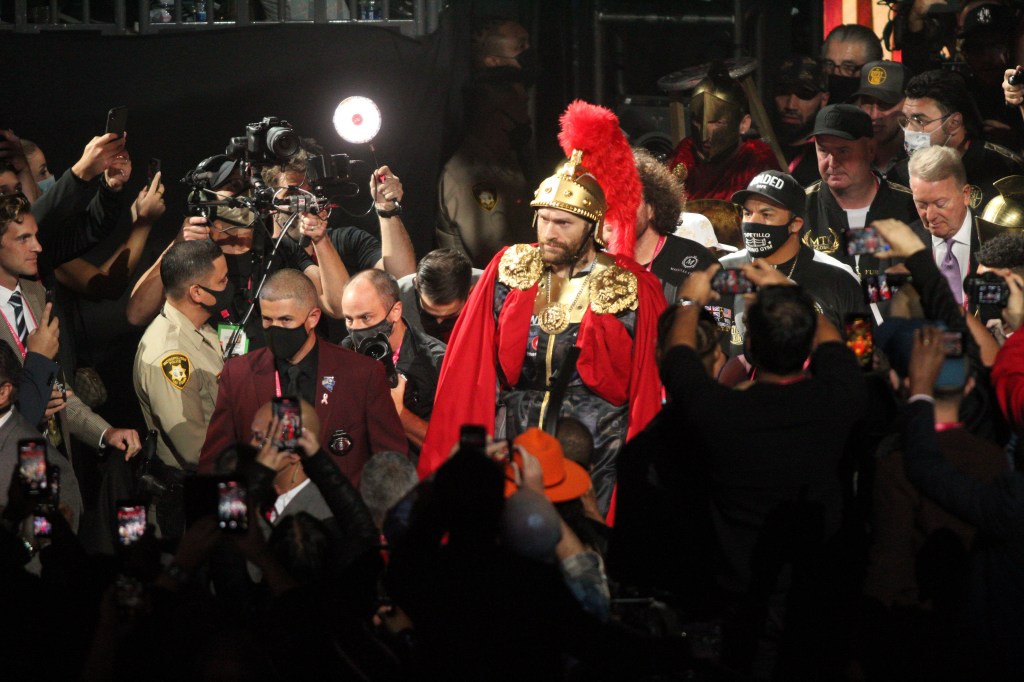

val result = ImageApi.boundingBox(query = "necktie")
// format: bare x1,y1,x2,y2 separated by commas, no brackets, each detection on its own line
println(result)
286,364,303,400
940,239,963,306
9,291,28,345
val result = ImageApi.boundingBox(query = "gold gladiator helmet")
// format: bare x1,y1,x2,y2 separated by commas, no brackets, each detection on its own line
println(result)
979,175,1024,243
688,65,748,162
530,149,608,246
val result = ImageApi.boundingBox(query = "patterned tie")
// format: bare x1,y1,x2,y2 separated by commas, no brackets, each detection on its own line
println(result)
940,239,963,306
8,290,28,345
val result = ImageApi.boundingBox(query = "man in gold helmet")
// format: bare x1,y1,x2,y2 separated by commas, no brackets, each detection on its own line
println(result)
667,66,780,201
418,103,666,518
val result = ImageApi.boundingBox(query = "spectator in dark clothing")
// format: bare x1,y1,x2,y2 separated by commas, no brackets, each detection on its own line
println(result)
901,324,1024,678
657,264,868,678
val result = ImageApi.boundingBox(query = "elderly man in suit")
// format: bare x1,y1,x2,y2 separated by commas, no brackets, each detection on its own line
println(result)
199,269,407,486
0,193,139,462
906,145,981,307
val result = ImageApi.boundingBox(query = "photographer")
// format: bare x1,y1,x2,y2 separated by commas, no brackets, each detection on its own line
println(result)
341,269,445,450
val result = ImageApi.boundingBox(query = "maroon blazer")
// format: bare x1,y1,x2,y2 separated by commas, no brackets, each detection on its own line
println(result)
198,341,408,487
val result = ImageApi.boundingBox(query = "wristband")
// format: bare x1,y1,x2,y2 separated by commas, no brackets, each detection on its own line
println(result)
375,204,403,218
674,297,700,309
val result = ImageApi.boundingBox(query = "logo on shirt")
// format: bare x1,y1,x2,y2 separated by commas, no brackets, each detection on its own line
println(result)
328,428,352,457
473,183,498,211
322,375,335,392
803,227,840,254
160,353,191,390
969,185,983,209
682,255,699,269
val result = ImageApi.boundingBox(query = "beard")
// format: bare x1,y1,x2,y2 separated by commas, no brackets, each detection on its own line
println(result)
540,225,594,268
776,117,814,146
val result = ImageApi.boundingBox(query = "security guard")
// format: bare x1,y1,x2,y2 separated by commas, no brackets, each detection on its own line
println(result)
134,240,230,472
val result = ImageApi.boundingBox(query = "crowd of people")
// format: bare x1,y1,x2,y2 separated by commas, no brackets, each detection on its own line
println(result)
2,6,1024,680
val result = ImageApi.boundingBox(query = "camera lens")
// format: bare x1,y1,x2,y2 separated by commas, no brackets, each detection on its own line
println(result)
266,126,300,161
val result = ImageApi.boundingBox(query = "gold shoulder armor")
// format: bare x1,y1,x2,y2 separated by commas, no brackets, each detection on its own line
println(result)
498,244,543,290
589,264,638,315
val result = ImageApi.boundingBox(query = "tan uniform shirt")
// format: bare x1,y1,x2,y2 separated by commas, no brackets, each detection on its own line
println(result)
134,303,224,469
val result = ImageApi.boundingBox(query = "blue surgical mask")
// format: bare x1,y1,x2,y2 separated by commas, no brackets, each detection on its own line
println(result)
36,176,56,194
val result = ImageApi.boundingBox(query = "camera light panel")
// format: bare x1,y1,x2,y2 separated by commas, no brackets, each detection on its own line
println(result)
334,96,382,144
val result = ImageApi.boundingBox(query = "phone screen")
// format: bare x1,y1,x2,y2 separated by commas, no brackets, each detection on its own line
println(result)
942,330,964,358
862,273,910,304
711,268,756,295
844,315,874,369
18,439,48,495
33,513,52,538
117,503,148,546
272,396,302,451
847,226,889,256
218,480,248,533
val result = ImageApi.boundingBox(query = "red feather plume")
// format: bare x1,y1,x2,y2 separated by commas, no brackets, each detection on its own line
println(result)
557,100,641,259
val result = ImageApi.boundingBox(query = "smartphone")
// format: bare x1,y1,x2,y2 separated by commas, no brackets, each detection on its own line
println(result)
33,512,52,538
49,465,61,507
18,438,48,495
105,106,128,138
272,396,302,451
942,329,964,358
847,226,889,257
965,274,1010,307
217,479,248,533
115,573,146,619
862,273,910,304
711,268,756,295
116,501,148,547
459,424,487,456
844,314,874,370
148,158,161,182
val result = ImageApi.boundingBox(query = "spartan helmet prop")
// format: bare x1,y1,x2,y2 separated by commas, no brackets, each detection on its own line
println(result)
979,175,1024,243
688,67,748,163
530,149,608,246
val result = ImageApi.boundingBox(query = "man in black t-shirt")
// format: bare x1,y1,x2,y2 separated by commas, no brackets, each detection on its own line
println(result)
718,170,865,356
626,149,716,304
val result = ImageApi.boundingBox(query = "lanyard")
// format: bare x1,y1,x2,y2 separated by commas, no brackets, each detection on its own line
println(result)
274,371,282,398
0,297,39,359
643,235,668,273
787,150,806,174
935,421,964,432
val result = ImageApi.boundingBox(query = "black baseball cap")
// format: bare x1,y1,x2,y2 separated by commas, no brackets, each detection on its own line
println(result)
959,3,1013,38
731,170,806,220
196,154,240,189
810,104,873,140
775,55,828,98
852,60,909,107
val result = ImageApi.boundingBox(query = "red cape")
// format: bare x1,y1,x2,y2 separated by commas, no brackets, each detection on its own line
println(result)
418,245,667,480
669,137,780,201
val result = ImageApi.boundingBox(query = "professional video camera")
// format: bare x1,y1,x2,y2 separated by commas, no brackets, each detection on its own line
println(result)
225,116,301,165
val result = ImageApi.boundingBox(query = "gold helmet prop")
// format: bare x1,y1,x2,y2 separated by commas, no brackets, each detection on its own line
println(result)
688,65,748,163
531,149,609,246
979,175,1024,243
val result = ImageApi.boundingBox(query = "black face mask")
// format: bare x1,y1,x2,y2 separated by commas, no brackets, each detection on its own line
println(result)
198,282,236,322
741,219,794,258
347,307,396,349
515,48,538,87
827,74,860,104
264,323,310,362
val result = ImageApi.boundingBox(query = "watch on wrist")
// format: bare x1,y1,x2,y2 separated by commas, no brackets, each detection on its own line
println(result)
675,297,700,309
375,203,403,218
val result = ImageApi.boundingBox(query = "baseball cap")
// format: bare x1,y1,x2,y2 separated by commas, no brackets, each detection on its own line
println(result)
195,154,241,190
810,104,873,140
774,55,828,98
852,60,909,107
959,3,1013,38
730,170,806,220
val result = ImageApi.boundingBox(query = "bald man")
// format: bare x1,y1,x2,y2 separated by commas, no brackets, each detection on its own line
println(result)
199,268,408,486
341,269,445,450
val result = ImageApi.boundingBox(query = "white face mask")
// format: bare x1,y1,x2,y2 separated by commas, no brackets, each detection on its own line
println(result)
904,129,932,156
